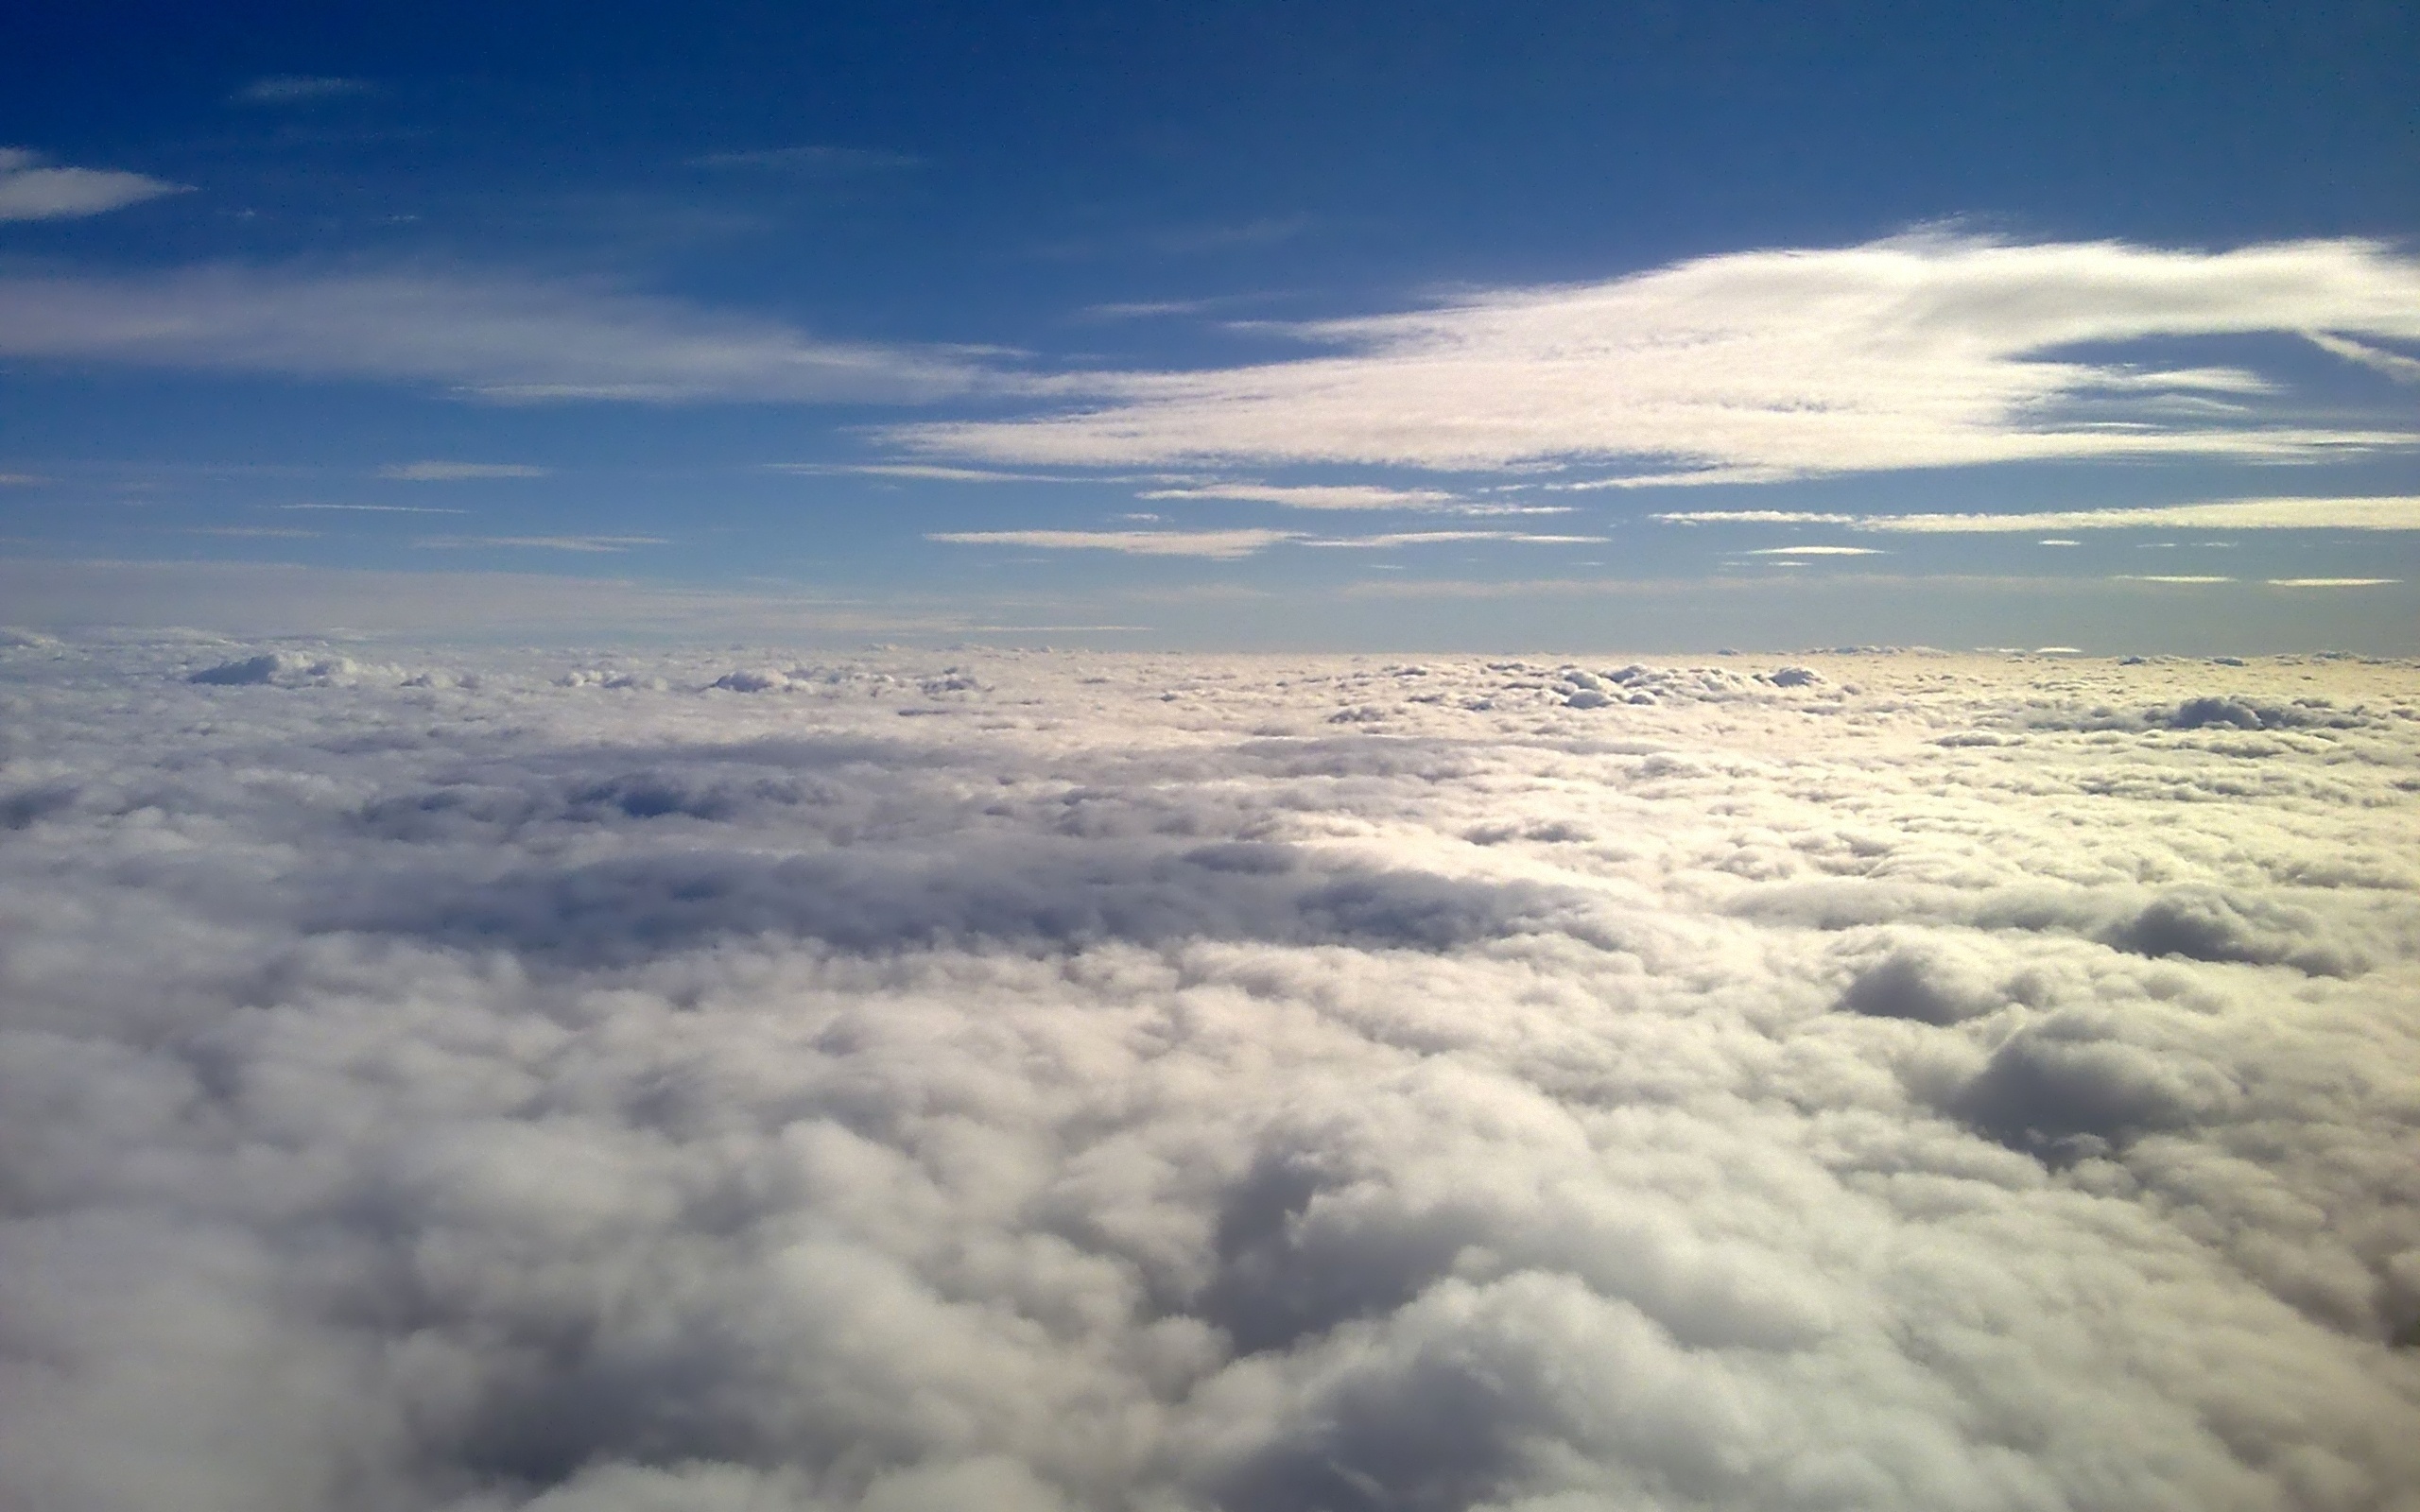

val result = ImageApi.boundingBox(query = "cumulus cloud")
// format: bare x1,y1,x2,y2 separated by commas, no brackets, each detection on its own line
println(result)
0,146,187,221
3,642,2418,1512
893,234,2420,476
0,265,984,403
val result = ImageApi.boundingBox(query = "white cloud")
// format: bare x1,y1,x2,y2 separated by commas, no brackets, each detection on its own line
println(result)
378,461,552,481
1303,530,1609,548
277,503,467,514
0,146,187,221
768,462,1073,483
2266,577,2401,588
2,644,2417,1512
1659,495,2420,532
927,528,1298,558
1741,545,1886,556
230,76,375,104
2116,574,2235,583
413,535,666,552
1137,483,1464,510
0,265,984,403
895,234,2420,476
2305,332,2420,383
690,145,922,172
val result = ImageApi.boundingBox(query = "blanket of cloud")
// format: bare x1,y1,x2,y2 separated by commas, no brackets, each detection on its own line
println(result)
4,634,2419,1512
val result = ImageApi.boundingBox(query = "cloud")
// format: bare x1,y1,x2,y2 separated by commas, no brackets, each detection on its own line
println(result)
1658,495,2420,532
0,265,984,403
1303,530,1609,548
768,463,1074,483
690,145,922,172
2115,574,2234,584
2305,332,2420,384
414,535,667,552
230,76,376,104
379,461,552,481
926,528,1298,558
1138,483,1464,511
894,234,2420,476
2266,577,2400,588
1741,545,1886,556
277,503,468,514
3,643,2418,1512
0,146,187,221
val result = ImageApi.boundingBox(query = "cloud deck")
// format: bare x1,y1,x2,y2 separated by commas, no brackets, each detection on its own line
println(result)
2,640,2416,1511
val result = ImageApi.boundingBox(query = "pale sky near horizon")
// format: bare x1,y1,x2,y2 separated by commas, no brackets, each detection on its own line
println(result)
4,1,2417,650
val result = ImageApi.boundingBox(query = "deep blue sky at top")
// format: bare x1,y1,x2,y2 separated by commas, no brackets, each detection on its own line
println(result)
3,1,2417,650
18,1,2413,321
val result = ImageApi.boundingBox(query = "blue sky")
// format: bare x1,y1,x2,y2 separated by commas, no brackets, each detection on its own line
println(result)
3,0,2416,649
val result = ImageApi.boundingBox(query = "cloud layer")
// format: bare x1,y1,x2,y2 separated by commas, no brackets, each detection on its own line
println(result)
898,234,2420,477
3,640,2418,1512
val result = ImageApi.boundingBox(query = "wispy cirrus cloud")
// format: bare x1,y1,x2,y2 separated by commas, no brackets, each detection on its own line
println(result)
689,145,921,172
414,534,666,553
1657,495,2420,532
0,265,985,404
926,528,1296,558
1304,530,1607,548
1138,482,1463,510
896,234,2420,478
231,76,377,105
377,461,550,481
0,147,187,222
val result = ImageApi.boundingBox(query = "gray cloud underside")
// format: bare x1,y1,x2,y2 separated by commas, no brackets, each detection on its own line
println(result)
895,234,2420,476
4,643,2418,1512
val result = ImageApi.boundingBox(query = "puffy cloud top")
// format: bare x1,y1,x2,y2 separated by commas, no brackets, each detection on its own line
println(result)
3,639,2417,1511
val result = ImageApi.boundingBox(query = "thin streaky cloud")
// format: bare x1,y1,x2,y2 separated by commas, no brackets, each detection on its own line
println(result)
183,526,319,538
0,266,985,404
2116,575,2236,583
2305,332,2420,383
926,528,1297,558
1742,545,1886,556
1304,530,1609,548
0,473,47,486
769,462,1072,483
896,235,2420,477
232,76,376,104
689,145,921,172
0,147,187,222
414,535,667,553
378,461,551,481
1658,496,2420,532
1138,483,1462,510
278,504,468,514
2266,576,2401,587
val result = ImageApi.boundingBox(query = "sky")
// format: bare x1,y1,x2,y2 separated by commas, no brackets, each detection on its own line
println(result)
3,0,2418,650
